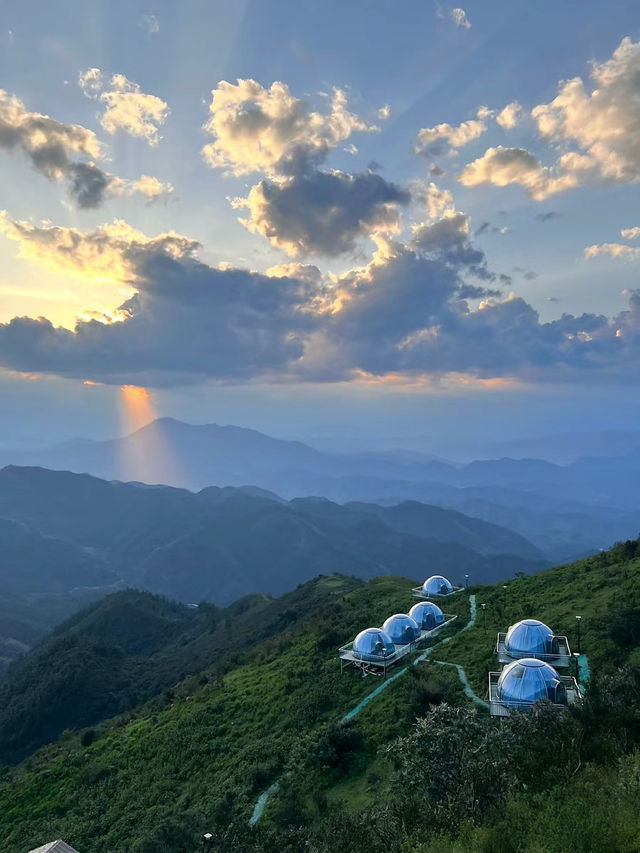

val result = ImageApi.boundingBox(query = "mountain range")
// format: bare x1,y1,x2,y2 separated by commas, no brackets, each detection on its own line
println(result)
0,464,547,672
1,418,639,562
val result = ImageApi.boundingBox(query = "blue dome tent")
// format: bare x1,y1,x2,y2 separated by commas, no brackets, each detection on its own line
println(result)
352,628,395,662
505,619,560,659
382,614,421,645
497,658,567,707
409,601,445,631
422,575,454,597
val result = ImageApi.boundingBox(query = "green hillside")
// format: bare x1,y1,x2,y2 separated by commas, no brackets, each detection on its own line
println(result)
0,542,639,853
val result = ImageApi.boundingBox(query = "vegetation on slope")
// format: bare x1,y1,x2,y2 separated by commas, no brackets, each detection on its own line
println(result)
0,541,638,852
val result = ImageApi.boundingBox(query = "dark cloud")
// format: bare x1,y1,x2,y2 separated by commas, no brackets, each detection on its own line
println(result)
0,249,318,385
411,213,490,277
536,211,561,222
0,88,170,207
237,170,410,257
67,163,111,209
1,217,639,386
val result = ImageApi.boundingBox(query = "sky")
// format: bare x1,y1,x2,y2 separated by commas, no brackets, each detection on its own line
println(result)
1,0,640,453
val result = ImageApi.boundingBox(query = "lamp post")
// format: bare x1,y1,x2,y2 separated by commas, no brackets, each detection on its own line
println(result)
575,615,582,655
203,832,213,852
481,603,487,633
464,574,469,590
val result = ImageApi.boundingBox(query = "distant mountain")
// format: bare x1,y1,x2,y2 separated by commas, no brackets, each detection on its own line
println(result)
0,465,547,661
2,418,640,561
485,429,640,464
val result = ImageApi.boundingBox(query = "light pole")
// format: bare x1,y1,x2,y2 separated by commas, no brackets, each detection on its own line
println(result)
481,603,487,633
464,574,469,590
203,832,213,853
575,615,582,655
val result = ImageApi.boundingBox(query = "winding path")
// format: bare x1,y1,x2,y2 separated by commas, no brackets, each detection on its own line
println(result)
249,594,478,825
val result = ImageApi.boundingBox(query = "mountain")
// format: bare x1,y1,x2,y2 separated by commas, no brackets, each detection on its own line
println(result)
0,540,638,852
485,429,640,464
0,466,546,652
2,419,640,561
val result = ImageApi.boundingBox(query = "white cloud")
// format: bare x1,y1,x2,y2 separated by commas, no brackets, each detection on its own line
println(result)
584,243,640,260
416,114,487,157
451,8,471,29
202,79,375,178
459,146,579,200
621,226,640,240
461,37,640,199
496,101,522,130
79,69,169,145
414,181,454,220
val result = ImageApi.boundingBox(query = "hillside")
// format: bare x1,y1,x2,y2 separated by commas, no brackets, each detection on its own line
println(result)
0,541,639,852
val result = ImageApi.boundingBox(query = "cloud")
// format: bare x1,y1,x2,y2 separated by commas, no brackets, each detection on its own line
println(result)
0,214,198,282
233,169,410,256
459,146,579,200
415,181,454,220
202,79,375,178
535,211,560,222
410,212,491,275
1,214,640,385
495,101,522,130
416,112,487,157
584,243,640,260
621,226,640,240
474,221,509,236
79,69,169,145
139,13,160,35
0,87,170,206
0,88,102,180
0,217,318,384
461,37,640,199
109,174,174,201
202,79,407,257
451,8,471,29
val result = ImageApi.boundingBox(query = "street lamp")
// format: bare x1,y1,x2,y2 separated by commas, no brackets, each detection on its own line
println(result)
464,574,469,590
203,832,213,852
481,603,487,633
575,615,582,655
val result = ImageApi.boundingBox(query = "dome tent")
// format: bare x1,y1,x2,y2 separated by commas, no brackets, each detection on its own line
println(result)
410,601,445,631
382,614,421,645
422,575,454,597
505,619,560,658
352,627,395,661
497,658,566,707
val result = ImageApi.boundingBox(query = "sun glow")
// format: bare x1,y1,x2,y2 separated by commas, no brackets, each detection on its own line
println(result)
117,384,186,486
120,384,155,432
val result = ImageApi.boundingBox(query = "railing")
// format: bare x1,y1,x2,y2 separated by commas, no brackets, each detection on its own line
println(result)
495,633,572,668
411,585,464,599
488,671,581,716
339,615,457,670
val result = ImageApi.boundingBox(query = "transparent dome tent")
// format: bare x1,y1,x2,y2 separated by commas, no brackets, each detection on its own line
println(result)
382,614,421,645
496,618,572,668
410,601,445,630
498,659,566,705
412,574,462,599
488,657,580,716
351,627,395,662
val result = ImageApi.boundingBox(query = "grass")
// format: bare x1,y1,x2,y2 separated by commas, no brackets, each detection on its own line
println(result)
0,543,638,851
